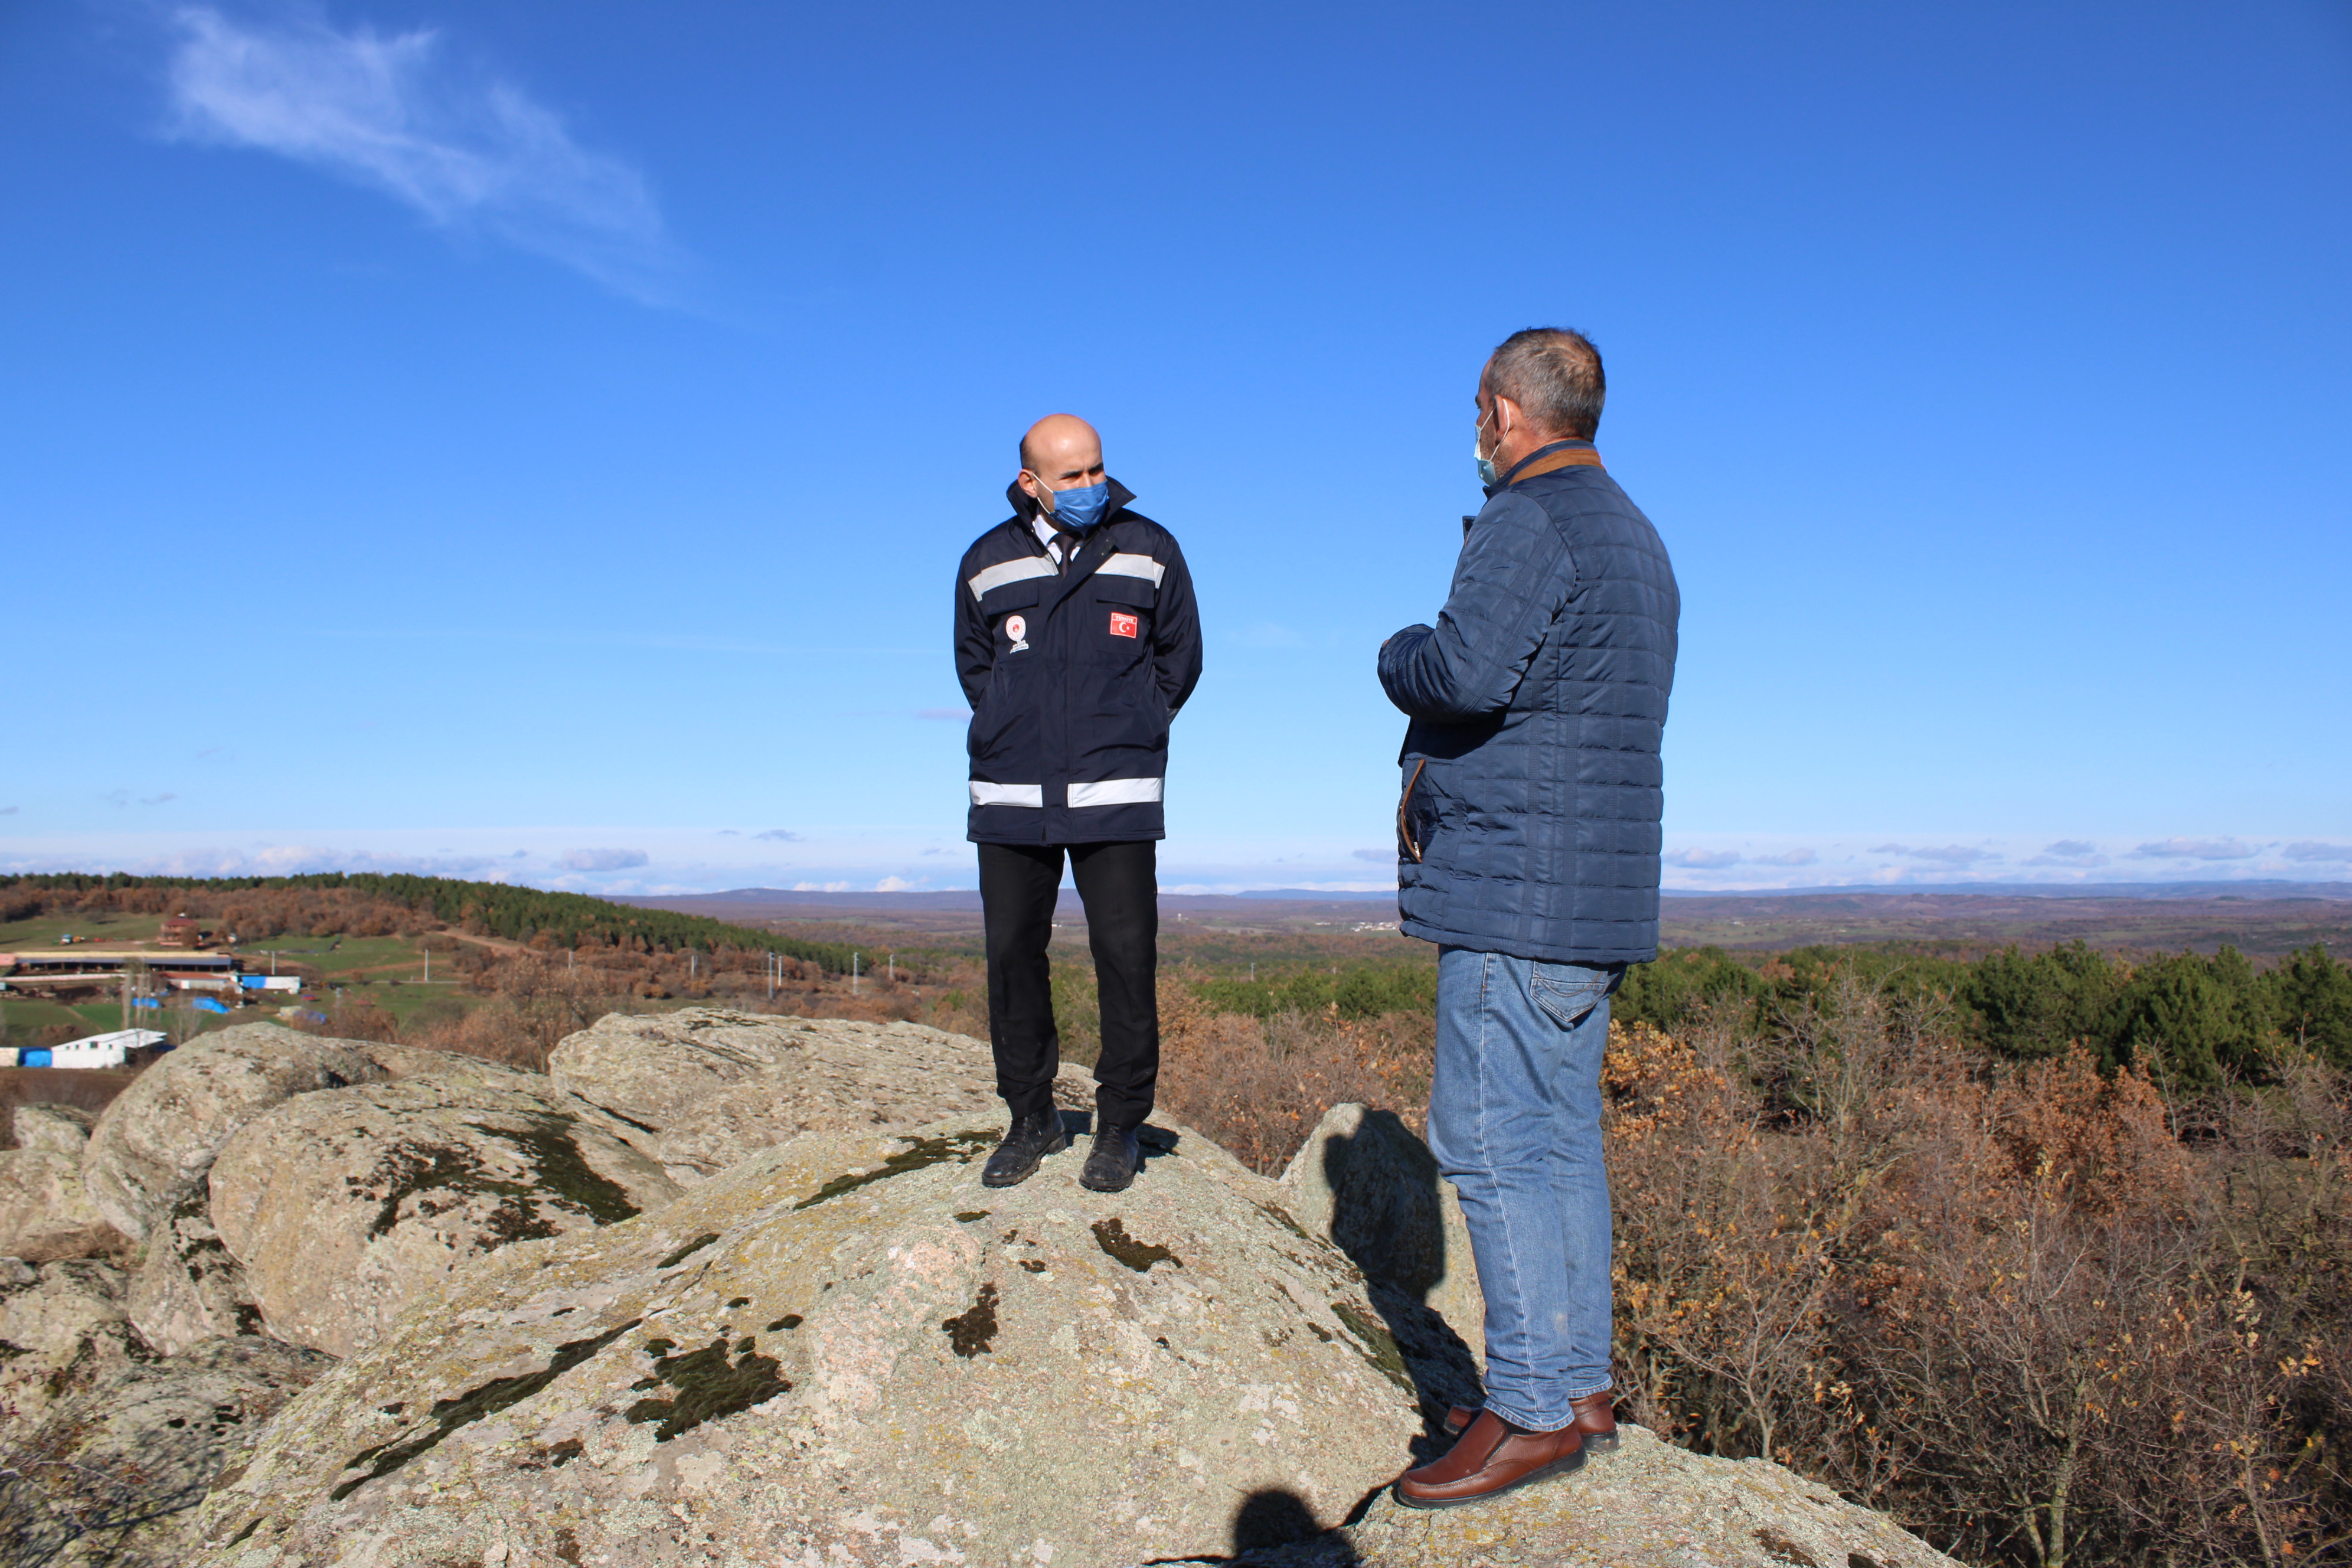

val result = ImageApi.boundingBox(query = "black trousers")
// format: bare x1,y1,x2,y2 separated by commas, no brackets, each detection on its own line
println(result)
977,839,1158,1129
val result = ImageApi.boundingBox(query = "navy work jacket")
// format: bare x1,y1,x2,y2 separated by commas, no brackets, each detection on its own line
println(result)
954,479,1203,845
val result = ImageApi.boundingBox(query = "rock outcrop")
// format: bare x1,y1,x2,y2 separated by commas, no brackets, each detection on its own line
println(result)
0,1106,123,1263
126,1179,266,1357
0,1257,149,1448
548,1008,1095,1181
206,1058,684,1358
0,1008,1961,1568
190,1114,1481,1566
0,1335,332,1568
1249,1423,1961,1567
79,1023,392,1243
1276,1102,1486,1364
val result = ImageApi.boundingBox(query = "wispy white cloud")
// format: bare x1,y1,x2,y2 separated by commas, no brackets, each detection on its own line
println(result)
558,847,648,872
1665,848,1743,868
2132,837,2255,861
166,6,682,302
2282,841,2351,864
1871,842,2001,866
750,829,802,842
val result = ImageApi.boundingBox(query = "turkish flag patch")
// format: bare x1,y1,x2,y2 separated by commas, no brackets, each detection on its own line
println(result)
1109,611,1139,639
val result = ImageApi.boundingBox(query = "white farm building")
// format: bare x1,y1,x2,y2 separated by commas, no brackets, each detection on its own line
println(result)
43,1029,167,1069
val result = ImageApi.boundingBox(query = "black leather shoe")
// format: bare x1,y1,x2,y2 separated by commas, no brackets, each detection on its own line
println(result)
981,1109,1069,1188
1079,1123,1142,1192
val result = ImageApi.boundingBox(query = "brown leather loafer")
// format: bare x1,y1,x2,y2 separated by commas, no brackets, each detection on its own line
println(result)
1443,1388,1619,1455
1394,1409,1585,1509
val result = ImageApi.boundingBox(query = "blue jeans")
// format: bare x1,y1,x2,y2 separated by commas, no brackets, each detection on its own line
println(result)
1427,946,1621,1432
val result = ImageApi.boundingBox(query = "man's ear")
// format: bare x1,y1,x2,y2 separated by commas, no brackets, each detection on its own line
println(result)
1491,395,1521,437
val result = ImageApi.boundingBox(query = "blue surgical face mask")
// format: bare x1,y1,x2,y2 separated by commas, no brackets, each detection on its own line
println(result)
1472,409,1499,486
1045,479,1110,534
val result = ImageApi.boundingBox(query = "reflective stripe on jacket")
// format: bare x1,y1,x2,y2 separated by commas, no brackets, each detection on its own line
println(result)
954,479,1203,845
1378,443,1680,965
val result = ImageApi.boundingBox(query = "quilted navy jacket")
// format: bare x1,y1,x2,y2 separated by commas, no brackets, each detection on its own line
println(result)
1378,442,1679,966
955,478,1203,845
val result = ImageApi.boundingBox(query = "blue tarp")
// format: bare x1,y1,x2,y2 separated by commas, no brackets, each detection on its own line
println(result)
193,998,229,1014
22,1049,52,1067
132,997,161,1009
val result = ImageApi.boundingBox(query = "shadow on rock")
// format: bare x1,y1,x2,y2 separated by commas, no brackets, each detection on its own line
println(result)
1302,1106,1485,1462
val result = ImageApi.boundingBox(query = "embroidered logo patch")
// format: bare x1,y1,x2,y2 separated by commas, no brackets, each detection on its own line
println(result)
1004,615,1027,643
1109,611,1139,639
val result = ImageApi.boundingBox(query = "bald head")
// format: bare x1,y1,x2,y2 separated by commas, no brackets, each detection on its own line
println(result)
1015,413,1106,514
1018,413,1102,479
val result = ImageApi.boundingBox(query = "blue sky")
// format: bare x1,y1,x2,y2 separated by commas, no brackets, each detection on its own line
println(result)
3,1,2347,896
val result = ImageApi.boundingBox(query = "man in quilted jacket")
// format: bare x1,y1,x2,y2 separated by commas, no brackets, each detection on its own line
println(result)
1377,329,1680,1509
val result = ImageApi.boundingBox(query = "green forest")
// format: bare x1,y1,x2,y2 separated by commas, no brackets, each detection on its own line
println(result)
1185,937,2352,1087
0,871,863,973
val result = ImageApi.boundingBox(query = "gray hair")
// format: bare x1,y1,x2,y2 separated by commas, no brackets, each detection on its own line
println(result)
1482,328,1605,440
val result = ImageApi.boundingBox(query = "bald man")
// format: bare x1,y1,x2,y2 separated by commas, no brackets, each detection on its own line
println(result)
953,415,1203,1192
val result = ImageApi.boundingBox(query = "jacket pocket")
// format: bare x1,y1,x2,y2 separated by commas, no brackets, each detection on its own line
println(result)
985,581,1046,652
1396,759,1428,863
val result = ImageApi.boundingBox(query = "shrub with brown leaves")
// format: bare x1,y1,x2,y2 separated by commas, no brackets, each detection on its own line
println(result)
1605,979,2352,1568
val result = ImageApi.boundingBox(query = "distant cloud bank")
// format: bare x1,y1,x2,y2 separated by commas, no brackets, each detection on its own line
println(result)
1,827,2343,899
2133,837,2255,861
166,6,682,302
558,847,649,872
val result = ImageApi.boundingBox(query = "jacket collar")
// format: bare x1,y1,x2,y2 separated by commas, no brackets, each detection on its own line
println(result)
1485,440,1603,497
1004,476,1138,543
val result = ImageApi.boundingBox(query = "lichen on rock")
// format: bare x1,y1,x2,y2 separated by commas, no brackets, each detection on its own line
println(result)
188,1115,1479,1566
204,1064,681,1358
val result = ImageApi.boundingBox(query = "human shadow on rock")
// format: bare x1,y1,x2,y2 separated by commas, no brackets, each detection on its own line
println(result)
1319,1108,1483,1464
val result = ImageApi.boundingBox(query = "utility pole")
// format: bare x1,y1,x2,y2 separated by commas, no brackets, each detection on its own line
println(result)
422,942,428,984
120,969,129,1033
766,951,775,1001
852,952,860,994
887,953,895,985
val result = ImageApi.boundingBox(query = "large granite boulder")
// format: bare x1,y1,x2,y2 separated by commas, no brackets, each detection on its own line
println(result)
0,1335,332,1568
0,1106,123,1263
188,1114,1480,1566
1276,1102,1487,1366
1252,1422,1964,1567
0,1258,149,1447
547,1008,1094,1181
205,1059,684,1358
14,1103,99,1156
126,1180,265,1357
80,1024,392,1243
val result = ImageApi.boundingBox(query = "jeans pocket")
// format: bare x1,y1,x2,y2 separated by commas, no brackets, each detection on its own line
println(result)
1531,969,1610,1030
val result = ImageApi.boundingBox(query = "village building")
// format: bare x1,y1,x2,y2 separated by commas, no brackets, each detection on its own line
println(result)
0,1027,167,1069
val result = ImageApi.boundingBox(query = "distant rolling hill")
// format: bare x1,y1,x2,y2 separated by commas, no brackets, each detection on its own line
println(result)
618,883,2351,955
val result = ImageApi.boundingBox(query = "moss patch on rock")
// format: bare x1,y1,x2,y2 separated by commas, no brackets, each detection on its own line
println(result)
790,1130,996,1211
329,1318,641,1500
622,1334,789,1440
940,1282,1001,1358
1092,1217,1182,1273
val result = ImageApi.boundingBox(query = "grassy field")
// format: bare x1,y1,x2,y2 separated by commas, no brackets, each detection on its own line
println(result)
0,908,159,950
